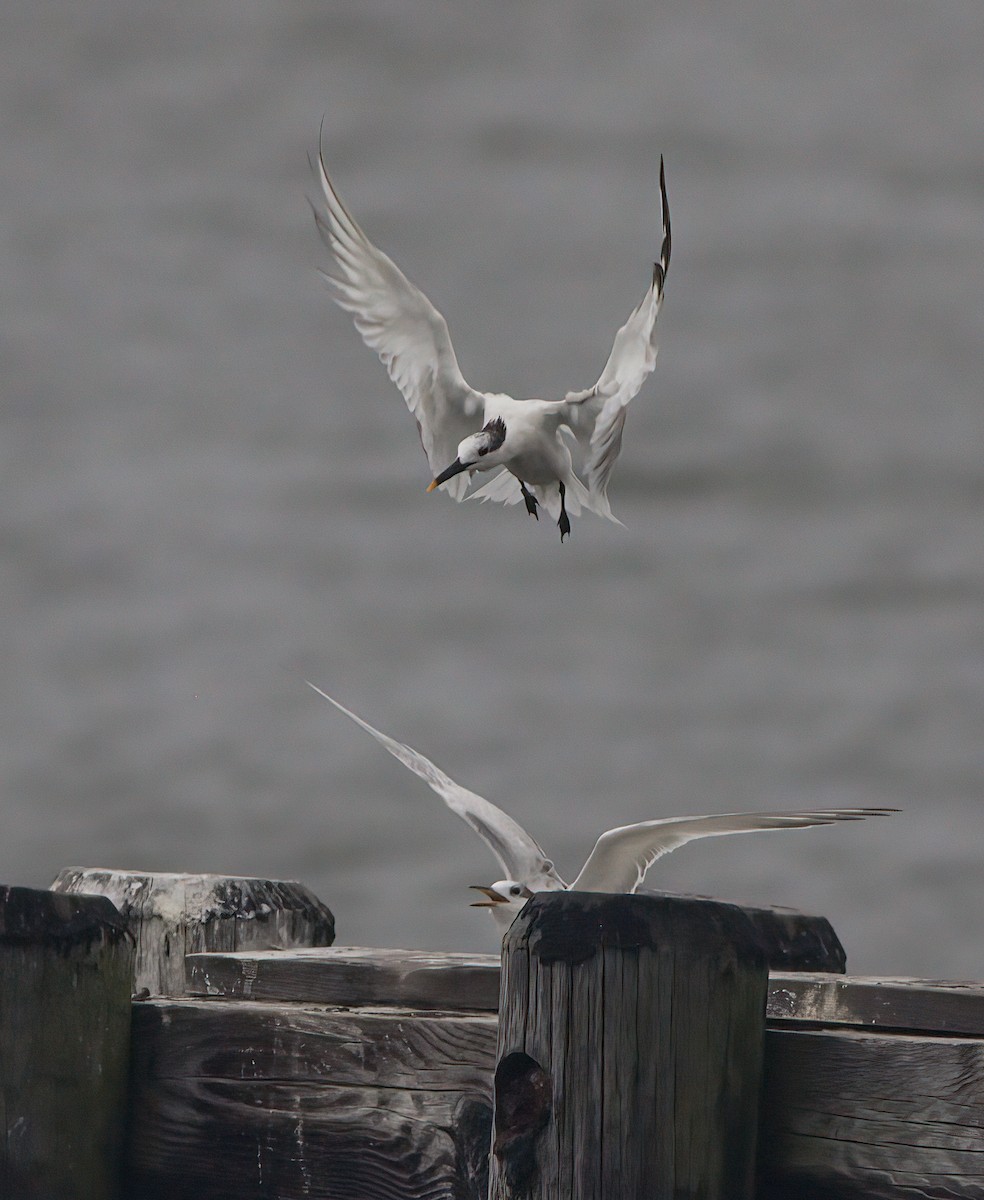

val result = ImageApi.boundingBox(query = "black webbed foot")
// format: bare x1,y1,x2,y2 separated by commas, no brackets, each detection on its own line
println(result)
519,482,539,520
558,481,571,542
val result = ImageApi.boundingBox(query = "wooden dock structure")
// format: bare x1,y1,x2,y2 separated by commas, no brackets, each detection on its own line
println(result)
2,868,983,1198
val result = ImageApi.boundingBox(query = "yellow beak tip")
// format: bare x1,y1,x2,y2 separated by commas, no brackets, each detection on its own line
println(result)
425,480,439,493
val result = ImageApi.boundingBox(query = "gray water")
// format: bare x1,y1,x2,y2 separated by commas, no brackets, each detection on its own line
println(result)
2,0,982,976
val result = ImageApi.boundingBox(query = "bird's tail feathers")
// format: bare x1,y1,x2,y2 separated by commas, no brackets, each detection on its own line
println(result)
583,484,623,526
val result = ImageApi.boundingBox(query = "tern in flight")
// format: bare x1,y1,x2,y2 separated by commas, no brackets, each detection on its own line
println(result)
311,136,671,539
309,684,898,932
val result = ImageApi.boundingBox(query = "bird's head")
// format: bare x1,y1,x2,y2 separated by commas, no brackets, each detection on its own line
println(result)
426,418,507,492
470,879,534,930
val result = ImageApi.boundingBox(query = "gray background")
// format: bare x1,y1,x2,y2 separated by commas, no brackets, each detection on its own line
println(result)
3,0,982,973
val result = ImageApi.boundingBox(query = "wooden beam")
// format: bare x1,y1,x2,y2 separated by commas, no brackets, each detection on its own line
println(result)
759,1026,984,1198
188,947,984,1041
128,942,984,1199
188,945,500,1009
767,972,984,1036
51,868,335,996
0,885,134,1200
490,891,769,1200
127,998,497,1200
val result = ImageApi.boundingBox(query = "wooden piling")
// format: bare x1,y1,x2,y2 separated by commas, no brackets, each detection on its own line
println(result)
490,891,769,1200
51,868,335,996
643,891,848,972
0,885,134,1200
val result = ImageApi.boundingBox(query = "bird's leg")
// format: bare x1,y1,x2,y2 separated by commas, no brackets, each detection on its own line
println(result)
557,481,571,541
519,481,539,520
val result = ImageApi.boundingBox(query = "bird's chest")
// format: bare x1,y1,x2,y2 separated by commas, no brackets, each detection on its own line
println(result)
506,454,553,485
504,433,566,484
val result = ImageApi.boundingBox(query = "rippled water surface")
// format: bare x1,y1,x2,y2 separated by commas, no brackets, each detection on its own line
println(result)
2,0,983,974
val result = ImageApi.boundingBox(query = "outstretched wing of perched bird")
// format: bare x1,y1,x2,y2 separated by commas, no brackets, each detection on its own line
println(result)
309,683,566,890
563,157,672,517
570,807,897,894
312,138,485,499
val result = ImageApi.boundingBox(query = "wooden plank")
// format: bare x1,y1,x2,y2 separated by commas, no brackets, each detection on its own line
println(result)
767,973,984,1036
127,998,497,1200
0,885,134,1200
759,1026,984,1199
131,996,497,1089
52,868,335,996
490,891,768,1200
190,943,984,1040
187,945,501,1010
135,954,984,1199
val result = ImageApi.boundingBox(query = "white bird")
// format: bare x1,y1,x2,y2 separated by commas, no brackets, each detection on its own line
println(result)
309,684,898,932
311,135,671,540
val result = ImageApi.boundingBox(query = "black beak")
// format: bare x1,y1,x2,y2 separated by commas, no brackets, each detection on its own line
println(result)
426,458,468,492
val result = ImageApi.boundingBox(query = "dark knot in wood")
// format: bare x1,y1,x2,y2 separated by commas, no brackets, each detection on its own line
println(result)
493,1051,553,1196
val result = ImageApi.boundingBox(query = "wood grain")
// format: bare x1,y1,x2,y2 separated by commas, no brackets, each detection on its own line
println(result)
767,972,984,1036
490,891,769,1200
0,885,133,1200
187,945,501,1009
51,868,335,996
129,944,984,1199
127,998,497,1200
186,941,869,1019
759,1026,984,1199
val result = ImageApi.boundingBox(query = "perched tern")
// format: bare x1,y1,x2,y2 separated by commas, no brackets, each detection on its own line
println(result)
311,136,671,539
309,684,898,932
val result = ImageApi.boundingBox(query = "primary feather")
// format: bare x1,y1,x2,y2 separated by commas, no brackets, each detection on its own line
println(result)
307,683,563,890
571,809,895,894
311,140,484,499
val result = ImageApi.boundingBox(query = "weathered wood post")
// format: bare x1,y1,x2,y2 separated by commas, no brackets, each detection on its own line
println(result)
0,885,134,1200
490,892,769,1200
51,868,335,996
642,891,848,973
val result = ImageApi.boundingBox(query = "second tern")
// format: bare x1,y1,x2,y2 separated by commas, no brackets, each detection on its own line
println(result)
312,138,671,539
310,684,898,932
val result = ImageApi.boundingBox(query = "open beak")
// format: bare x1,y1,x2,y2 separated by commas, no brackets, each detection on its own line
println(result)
470,885,507,908
426,458,468,493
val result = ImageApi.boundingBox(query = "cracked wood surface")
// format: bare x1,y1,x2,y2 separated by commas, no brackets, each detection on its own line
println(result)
52,868,335,996
759,1026,984,1199
128,998,496,1200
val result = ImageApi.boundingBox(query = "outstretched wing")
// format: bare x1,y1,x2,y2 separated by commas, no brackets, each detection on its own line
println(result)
308,683,565,889
563,157,672,515
570,808,898,894
312,138,485,498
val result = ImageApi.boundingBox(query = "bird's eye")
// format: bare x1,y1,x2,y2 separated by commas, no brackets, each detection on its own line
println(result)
510,885,521,896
